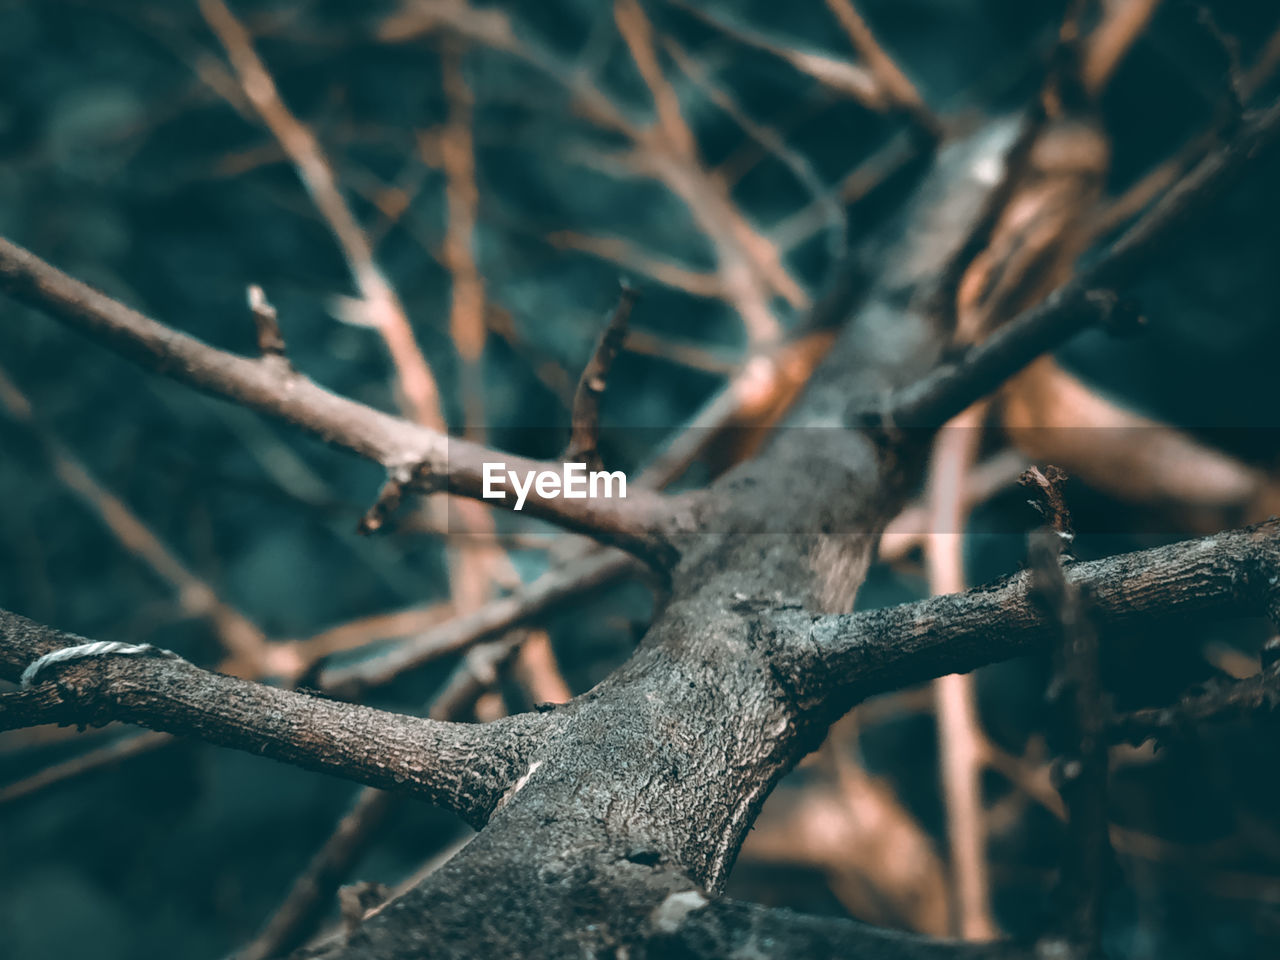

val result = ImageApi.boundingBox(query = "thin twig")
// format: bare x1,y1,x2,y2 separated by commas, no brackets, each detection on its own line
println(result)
823,0,939,136
0,366,274,676
566,283,638,469
926,406,999,940
0,236,682,565
199,0,445,431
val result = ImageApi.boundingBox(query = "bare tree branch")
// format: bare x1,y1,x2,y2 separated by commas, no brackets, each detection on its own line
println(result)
774,520,1280,714
566,282,638,469
0,608,543,827
1025,470,1110,960
0,236,683,565
318,549,642,698
868,98,1280,430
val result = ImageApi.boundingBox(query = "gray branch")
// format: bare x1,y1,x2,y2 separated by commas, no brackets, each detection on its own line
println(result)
0,608,543,828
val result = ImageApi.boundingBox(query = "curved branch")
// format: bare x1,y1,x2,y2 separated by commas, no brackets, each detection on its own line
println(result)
0,608,543,827
0,236,680,565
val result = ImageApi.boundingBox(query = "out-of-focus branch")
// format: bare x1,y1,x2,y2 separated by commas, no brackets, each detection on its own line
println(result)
823,0,939,135
438,40,487,436
662,0,888,112
863,98,1280,430
614,0,796,345
318,549,641,697
1025,469,1110,960
0,730,174,807
0,366,275,677
661,35,847,263
879,451,1026,562
1081,0,1164,96
1111,659,1280,746
237,786,398,960
198,0,444,430
925,407,999,941
566,283,638,469
382,0,803,345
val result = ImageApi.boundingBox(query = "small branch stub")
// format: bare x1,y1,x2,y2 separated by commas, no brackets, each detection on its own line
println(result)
248,284,290,367
1021,464,1075,554
358,464,415,535
566,281,638,470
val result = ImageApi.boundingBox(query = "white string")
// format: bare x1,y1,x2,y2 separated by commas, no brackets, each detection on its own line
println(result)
20,641,183,688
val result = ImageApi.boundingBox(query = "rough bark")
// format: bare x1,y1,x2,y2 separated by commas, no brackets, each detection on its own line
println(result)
0,609,541,828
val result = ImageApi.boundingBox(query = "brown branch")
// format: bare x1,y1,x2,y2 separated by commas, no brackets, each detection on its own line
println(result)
239,787,400,960
0,365,274,676
318,549,642,698
1019,464,1075,547
0,608,543,827
823,0,939,136
1025,476,1110,960
198,0,445,430
663,0,886,112
776,520,1280,713
240,618,561,959
925,407,999,941
247,283,289,364
661,35,847,263
438,39,488,437
566,282,638,469
1081,0,1164,96
867,98,1280,429
0,236,681,565
879,450,1027,562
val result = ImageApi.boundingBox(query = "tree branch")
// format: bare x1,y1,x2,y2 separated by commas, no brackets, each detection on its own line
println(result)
864,98,1280,429
0,236,681,566
772,520,1280,716
317,548,642,698
566,282,637,469
0,608,543,827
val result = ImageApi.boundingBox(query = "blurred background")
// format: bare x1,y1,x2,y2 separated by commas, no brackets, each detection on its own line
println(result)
2,1,1280,957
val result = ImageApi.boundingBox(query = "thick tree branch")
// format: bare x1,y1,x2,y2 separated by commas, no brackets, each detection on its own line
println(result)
0,608,543,827
772,520,1280,715
0,236,681,565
